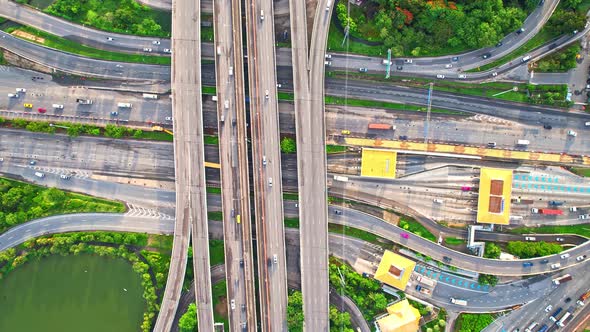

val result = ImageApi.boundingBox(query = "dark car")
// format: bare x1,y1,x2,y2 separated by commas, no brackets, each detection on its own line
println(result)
540,259,549,264
523,262,533,267
396,65,403,70
399,135,408,140
516,27,525,34
443,256,452,263
565,297,571,303
496,41,503,47
482,53,492,59
451,56,459,62
334,210,343,215
549,43,557,50
415,285,422,291
543,124,552,129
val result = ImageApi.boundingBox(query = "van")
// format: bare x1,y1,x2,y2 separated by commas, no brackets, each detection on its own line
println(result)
229,66,234,76
260,10,264,20
531,208,539,214
525,236,536,241
220,115,225,122
551,263,561,269
142,93,158,99
522,55,531,62
34,172,45,178
524,322,537,332
117,102,132,108
212,95,218,102
52,104,64,109
217,46,221,55
326,0,331,10
433,199,444,204
224,100,229,109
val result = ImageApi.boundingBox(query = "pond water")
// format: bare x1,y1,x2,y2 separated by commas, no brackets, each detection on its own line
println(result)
0,254,145,332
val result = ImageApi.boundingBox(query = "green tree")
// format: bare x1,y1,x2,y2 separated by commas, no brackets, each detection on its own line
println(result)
280,137,297,154
484,242,501,259
478,274,498,286
287,291,304,332
178,303,197,332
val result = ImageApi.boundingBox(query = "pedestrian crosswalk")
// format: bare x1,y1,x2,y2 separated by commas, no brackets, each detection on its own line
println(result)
29,165,90,179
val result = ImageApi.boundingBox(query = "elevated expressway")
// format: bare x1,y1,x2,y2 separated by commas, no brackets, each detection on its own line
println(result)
212,0,257,328
244,0,289,328
154,0,213,329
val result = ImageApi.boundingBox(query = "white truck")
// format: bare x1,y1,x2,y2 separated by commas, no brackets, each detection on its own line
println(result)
416,275,436,287
333,175,349,182
117,102,132,108
450,298,467,306
517,139,530,146
142,93,158,99
76,98,93,105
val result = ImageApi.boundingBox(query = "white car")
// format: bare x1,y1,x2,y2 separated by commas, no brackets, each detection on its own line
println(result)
436,74,445,79
404,59,413,64
544,305,553,313
491,72,498,77
230,299,235,310
567,130,577,137
143,48,152,52
585,121,590,126
52,104,64,109
458,74,467,79
163,48,171,53
16,88,26,93
560,253,570,259
445,64,453,68
60,174,71,180
106,37,114,41
325,54,332,59
576,255,587,261
152,40,161,45
165,116,172,121
579,214,589,220
7,93,18,98
531,208,539,213
556,238,564,242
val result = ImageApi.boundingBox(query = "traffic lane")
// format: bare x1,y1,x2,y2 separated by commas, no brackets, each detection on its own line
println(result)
0,31,170,81
329,206,590,276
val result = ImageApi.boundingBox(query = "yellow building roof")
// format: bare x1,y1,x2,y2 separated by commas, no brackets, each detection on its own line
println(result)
376,299,421,332
476,168,512,225
374,251,415,291
360,148,397,179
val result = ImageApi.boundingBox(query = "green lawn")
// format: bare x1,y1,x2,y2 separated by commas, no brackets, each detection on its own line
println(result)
11,26,171,65
206,187,222,194
204,135,219,145
328,224,385,245
202,86,217,95
467,29,558,72
570,167,590,177
324,95,465,115
283,193,299,200
444,237,466,245
147,234,174,252
209,240,225,266
510,225,590,238
326,145,348,154
398,217,437,242
135,131,173,141
211,280,229,330
0,177,124,233
327,21,387,57
208,211,223,221
284,218,300,228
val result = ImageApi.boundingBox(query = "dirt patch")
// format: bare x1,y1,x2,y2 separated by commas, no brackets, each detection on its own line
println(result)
383,210,400,225
1,49,54,74
214,297,228,318
12,30,45,44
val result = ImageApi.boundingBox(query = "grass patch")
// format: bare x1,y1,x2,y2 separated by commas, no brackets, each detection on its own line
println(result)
202,86,217,95
328,224,385,245
326,145,347,154
134,131,173,141
209,239,225,266
0,177,124,233
206,187,222,194
0,50,6,65
147,234,174,252
399,217,437,242
278,92,295,101
467,29,558,73
44,0,172,37
536,44,580,72
11,26,171,65
204,135,219,145
570,167,590,177
208,211,223,221
510,224,590,238
455,313,494,332
283,192,299,200
284,218,300,228
212,280,229,330
444,237,466,246
327,21,386,57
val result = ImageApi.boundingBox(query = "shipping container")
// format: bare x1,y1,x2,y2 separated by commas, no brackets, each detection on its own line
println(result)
539,209,563,215
368,123,393,130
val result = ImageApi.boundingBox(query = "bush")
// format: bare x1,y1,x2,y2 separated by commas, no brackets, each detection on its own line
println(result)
280,137,297,154
484,242,501,259
506,241,562,258
178,303,197,332
478,274,498,286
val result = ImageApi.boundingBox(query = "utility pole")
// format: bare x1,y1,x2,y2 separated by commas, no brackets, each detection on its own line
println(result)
424,82,433,144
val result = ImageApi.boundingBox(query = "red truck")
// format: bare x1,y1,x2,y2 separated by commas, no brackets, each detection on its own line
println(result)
539,209,563,215
577,290,590,306
368,123,394,130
